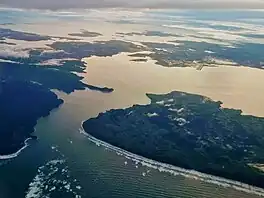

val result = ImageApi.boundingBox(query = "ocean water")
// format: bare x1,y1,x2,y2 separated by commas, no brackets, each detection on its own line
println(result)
1,8,264,198
147,9,264,21
0,88,262,198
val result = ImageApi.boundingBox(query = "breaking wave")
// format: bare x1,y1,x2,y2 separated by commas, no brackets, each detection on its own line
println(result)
80,122,264,197
0,138,32,160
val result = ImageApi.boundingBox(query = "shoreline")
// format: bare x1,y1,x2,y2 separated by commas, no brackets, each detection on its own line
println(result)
80,121,264,197
82,52,264,118
0,138,32,160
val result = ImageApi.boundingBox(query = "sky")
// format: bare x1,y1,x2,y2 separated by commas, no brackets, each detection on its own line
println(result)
0,0,264,10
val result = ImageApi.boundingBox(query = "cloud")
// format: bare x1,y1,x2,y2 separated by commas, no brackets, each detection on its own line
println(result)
0,0,264,9
0,45,30,58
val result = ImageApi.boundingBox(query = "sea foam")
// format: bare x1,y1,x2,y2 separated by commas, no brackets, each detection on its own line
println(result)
80,122,264,197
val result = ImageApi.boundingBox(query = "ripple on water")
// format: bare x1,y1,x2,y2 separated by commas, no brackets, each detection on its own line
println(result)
78,128,264,198
25,147,83,198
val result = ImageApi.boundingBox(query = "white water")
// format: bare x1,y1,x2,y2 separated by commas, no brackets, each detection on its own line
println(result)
0,138,31,160
79,125,264,197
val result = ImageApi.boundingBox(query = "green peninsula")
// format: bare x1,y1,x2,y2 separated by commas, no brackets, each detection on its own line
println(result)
83,91,264,188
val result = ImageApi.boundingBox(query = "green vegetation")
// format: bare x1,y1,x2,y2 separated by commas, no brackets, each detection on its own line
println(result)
0,28,50,41
49,40,144,59
134,41,264,69
0,27,152,155
83,91,264,188
0,79,63,155
0,60,112,93
1,29,150,155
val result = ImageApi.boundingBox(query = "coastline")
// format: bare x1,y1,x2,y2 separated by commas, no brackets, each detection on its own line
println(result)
82,52,264,118
0,138,32,160
80,121,264,197
0,93,63,161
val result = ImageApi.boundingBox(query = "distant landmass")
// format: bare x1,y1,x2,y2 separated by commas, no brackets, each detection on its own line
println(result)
130,39,264,69
0,28,50,41
0,28,147,156
83,91,264,188
116,30,181,38
68,30,102,37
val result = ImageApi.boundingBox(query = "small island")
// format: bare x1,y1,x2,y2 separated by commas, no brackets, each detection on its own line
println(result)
83,91,264,188
68,30,102,37
131,58,148,62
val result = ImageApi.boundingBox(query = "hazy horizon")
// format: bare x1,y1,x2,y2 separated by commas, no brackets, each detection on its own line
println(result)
1,0,264,10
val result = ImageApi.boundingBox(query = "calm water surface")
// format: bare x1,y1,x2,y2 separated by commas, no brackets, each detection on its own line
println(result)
0,88,261,198
1,8,264,198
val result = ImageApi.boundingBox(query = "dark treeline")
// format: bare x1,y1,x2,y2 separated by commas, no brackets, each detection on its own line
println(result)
83,91,264,188
0,79,63,155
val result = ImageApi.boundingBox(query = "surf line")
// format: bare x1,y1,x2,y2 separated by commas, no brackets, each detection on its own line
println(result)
80,122,264,197
0,138,32,160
